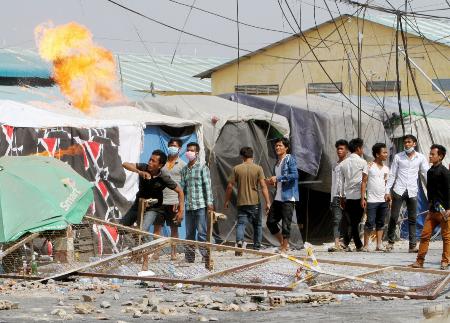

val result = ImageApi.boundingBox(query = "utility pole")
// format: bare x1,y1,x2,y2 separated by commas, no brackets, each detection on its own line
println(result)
395,14,405,136
357,16,362,138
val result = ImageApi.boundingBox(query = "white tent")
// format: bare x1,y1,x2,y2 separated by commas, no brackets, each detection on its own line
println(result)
0,100,202,204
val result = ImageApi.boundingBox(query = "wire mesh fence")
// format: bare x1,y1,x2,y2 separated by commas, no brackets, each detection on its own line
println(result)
0,215,449,298
311,266,450,299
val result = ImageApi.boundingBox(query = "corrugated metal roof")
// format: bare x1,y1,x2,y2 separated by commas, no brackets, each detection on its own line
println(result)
116,54,229,93
366,14,450,46
0,48,51,78
0,49,228,93
195,13,450,79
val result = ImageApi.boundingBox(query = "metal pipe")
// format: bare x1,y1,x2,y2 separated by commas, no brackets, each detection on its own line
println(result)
398,47,450,105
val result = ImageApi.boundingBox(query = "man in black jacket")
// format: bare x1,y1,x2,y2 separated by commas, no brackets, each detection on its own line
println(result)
410,144,450,270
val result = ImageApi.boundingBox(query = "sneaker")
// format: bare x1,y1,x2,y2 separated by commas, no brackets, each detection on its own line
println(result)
408,246,419,253
343,245,352,252
408,261,423,268
440,262,449,270
356,246,369,252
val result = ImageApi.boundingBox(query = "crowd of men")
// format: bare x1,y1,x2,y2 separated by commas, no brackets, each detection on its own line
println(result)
120,137,298,261
330,135,450,270
119,134,450,270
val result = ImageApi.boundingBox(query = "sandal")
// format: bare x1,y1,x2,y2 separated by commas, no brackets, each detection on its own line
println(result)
375,246,386,252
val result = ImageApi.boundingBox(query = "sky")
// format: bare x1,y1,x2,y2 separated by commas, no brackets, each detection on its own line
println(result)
1,0,448,58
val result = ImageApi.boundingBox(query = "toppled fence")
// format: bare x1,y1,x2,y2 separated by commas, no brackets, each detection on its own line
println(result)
0,215,449,299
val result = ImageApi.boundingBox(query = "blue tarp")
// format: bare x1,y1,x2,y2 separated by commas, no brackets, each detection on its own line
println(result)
140,125,198,239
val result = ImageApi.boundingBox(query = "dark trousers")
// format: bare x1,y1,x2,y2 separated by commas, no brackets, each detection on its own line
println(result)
120,200,138,226
387,190,418,247
343,199,363,249
365,202,389,231
267,200,295,238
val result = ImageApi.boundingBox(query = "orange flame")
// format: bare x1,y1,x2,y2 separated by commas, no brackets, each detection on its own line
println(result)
34,22,121,111
35,144,84,159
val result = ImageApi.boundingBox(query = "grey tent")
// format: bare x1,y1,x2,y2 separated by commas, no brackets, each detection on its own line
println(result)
132,95,307,248
222,93,390,241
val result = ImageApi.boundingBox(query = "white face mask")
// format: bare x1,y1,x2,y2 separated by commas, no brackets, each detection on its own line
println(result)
167,146,179,156
405,147,415,154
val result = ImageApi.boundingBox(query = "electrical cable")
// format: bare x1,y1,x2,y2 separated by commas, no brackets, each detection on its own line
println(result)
170,0,197,64
399,15,435,143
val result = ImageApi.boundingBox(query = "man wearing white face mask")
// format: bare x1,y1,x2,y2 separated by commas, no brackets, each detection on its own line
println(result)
180,142,214,263
385,134,429,252
153,138,186,260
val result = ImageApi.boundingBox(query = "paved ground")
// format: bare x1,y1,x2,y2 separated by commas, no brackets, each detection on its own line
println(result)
0,240,449,323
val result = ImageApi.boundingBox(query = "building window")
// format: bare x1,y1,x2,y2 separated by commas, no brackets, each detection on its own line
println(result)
366,81,400,92
235,84,279,95
432,78,450,92
307,82,342,94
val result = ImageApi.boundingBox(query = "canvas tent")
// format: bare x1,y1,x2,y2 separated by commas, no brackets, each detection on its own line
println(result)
0,100,202,232
321,94,450,167
222,93,390,241
131,95,296,247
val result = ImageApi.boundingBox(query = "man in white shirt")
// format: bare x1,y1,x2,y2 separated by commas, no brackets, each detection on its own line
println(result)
361,143,389,251
328,139,349,252
338,138,367,251
385,134,429,252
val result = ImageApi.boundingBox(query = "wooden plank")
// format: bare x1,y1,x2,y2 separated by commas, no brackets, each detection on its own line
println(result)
310,288,425,300
205,210,214,270
85,216,276,257
0,274,42,280
430,274,450,300
316,258,385,269
37,237,170,283
78,272,293,291
195,254,281,281
85,216,157,237
392,266,450,276
0,233,40,259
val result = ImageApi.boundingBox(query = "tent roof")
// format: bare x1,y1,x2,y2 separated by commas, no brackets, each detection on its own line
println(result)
133,95,290,149
320,93,450,120
0,100,200,128
222,93,390,191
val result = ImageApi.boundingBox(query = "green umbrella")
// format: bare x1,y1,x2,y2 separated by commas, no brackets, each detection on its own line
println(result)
0,156,94,243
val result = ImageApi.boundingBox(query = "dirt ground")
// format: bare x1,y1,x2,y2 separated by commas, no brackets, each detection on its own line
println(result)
0,241,449,323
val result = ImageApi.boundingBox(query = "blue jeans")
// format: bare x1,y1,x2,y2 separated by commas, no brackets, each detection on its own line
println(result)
142,209,164,233
185,207,208,261
236,205,262,249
